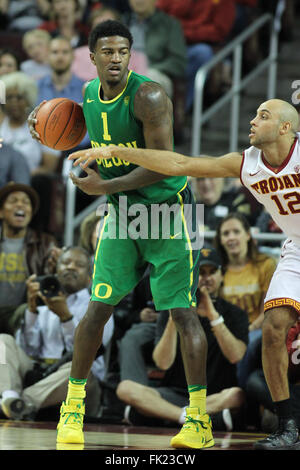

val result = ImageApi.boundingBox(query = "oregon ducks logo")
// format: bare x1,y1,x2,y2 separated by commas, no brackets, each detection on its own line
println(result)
124,96,130,106
94,282,112,299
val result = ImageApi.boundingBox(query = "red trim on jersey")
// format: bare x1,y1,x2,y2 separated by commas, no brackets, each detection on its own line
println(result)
261,137,297,174
264,297,300,314
240,151,245,186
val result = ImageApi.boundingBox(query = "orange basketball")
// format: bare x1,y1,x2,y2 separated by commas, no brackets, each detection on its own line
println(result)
35,98,87,151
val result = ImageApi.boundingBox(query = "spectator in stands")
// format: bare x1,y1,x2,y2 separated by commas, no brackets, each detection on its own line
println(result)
90,3,121,24
30,35,89,237
36,36,89,149
79,210,103,256
156,0,236,111
214,212,277,388
0,72,61,174
21,29,52,81
0,48,20,76
0,48,20,125
39,0,89,48
36,0,53,18
36,0,87,19
0,246,114,420
0,182,58,334
0,143,31,188
116,248,248,431
117,273,158,387
122,0,187,98
0,0,44,32
37,36,85,103
231,1,261,66
0,48,21,125
95,269,157,389
71,5,147,82
102,0,130,14
254,207,284,252
256,206,282,234
71,4,121,82
192,177,262,231
246,319,300,432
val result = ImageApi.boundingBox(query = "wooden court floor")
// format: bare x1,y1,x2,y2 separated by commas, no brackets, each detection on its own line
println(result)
0,419,266,453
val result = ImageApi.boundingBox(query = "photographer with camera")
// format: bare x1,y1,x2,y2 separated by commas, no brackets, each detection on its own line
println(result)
0,246,114,420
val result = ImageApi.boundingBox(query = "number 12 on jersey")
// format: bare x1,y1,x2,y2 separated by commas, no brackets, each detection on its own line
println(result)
271,191,300,215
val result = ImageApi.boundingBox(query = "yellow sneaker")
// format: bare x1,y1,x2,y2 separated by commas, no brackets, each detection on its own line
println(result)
171,408,214,449
56,443,84,451
56,399,85,444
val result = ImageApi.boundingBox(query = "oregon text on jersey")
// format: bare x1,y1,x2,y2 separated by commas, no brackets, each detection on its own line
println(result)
91,139,137,168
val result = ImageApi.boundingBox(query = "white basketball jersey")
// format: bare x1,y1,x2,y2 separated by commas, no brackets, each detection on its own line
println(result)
241,132,300,246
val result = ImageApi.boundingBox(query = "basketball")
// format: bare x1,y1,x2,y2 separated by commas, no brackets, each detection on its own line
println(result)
35,98,87,151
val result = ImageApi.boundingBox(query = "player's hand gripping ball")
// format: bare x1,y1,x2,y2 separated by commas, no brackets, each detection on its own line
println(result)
35,98,86,150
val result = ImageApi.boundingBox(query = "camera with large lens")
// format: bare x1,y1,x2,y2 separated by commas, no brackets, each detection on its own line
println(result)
36,275,61,298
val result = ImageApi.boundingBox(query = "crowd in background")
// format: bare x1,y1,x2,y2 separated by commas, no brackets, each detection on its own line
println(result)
0,0,299,433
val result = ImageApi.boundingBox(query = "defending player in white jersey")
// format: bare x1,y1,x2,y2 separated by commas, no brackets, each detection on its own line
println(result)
68,98,300,450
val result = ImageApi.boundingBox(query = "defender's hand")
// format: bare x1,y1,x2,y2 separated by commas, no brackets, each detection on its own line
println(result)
68,145,117,168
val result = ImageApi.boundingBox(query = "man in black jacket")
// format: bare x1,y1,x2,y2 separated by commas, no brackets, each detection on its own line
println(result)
0,182,58,334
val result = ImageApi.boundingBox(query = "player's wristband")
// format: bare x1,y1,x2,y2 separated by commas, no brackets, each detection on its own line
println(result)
210,316,224,327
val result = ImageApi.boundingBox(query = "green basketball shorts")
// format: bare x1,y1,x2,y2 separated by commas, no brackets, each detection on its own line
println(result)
91,183,202,310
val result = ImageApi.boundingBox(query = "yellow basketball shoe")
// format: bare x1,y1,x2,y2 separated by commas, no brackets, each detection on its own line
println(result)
171,408,214,449
56,399,85,444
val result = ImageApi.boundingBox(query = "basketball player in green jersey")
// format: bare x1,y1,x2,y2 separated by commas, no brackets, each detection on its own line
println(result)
29,20,213,449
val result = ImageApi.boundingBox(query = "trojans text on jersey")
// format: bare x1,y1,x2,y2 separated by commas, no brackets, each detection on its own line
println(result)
251,173,300,194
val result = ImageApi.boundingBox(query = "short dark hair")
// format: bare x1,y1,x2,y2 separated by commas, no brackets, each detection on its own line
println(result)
88,20,133,53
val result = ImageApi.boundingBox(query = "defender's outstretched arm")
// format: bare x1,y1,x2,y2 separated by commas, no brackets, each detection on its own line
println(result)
68,146,243,179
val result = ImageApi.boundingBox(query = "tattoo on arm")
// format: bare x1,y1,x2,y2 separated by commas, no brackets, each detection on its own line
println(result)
134,81,173,146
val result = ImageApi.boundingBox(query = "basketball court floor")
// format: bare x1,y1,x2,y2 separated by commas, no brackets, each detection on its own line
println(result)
0,419,265,453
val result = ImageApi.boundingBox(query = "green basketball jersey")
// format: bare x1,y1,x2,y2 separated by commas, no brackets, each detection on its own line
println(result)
83,70,187,207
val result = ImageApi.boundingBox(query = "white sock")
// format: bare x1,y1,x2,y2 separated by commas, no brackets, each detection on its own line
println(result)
222,408,233,431
179,406,187,424
123,405,132,425
2,390,20,400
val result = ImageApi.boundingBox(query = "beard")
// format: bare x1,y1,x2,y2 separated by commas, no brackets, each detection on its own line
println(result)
252,125,281,148
106,78,122,87
53,65,71,75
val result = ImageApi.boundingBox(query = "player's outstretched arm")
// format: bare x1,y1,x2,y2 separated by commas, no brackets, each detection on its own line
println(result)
68,146,243,179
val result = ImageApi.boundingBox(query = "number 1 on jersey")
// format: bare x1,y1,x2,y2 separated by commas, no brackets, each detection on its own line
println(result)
101,112,111,141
